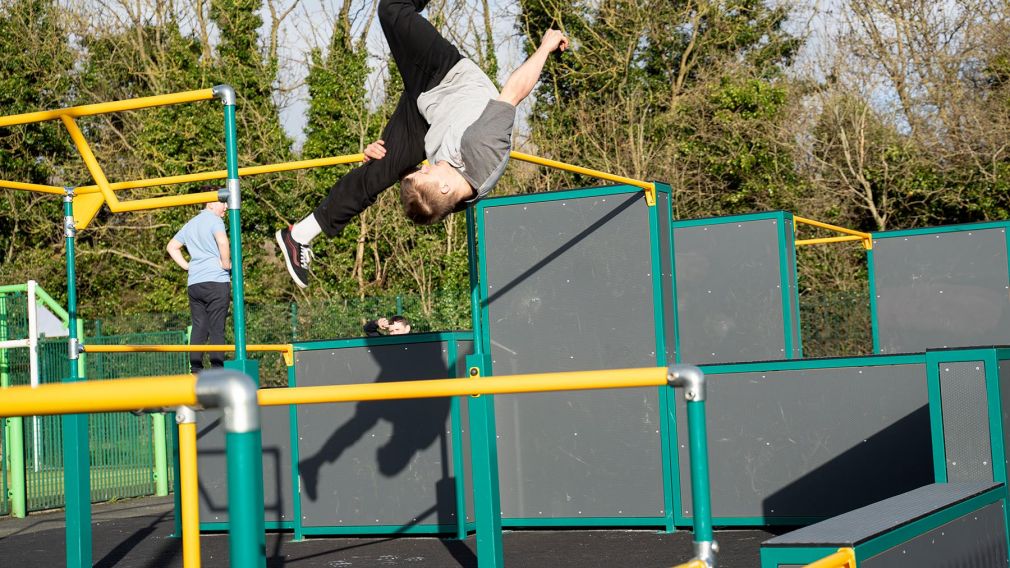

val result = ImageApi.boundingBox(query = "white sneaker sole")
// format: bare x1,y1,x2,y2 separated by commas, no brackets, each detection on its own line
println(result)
276,229,309,289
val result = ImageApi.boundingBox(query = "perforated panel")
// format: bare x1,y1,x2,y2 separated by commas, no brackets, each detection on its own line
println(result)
940,361,994,482
872,227,1010,353
673,217,791,364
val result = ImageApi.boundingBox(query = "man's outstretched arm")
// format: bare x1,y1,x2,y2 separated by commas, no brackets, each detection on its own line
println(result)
498,29,570,107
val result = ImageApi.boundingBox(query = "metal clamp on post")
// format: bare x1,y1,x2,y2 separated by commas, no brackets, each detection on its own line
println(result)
64,188,77,237
225,178,240,210
211,84,236,107
668,364,706,402
195,369,258,434
68,338,82,361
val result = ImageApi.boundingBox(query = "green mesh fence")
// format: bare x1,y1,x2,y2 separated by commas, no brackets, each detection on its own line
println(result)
1,330,187,515
0,423,8,517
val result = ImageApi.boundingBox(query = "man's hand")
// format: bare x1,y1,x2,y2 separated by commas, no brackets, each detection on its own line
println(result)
377,317,390,329
539,29,569,54
363,140,387,162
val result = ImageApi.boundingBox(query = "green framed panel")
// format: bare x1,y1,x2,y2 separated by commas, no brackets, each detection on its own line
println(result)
671,210,802,364
474,184,675,528
869,222,1010,354
673,353,933,526
293,331,472,352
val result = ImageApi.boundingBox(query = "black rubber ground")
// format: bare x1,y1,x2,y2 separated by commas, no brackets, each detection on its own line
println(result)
0,497,777,567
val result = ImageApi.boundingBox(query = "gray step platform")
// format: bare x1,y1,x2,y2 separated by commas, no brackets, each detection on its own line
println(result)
760,482,1008,567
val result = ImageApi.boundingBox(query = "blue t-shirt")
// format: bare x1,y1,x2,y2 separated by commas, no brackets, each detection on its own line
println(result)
173,210,230,286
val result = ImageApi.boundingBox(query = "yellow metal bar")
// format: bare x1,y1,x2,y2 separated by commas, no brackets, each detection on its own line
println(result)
793,216,872,250
670,560,706,568
0,180,67,195
82,344,294,366
0,89,216,128
258,366,668,407
60,115,121,210
76,154,366,195
795,235,865,247
178,421,202,568
805,548,856,568
509,151,657,206
0,374,197,417
108,191,220,212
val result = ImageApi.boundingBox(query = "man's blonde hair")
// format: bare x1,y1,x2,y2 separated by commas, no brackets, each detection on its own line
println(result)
400,176,458,225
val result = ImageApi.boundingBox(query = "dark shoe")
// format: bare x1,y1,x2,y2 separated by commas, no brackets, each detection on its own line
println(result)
276,226,312,289
299,458,321,501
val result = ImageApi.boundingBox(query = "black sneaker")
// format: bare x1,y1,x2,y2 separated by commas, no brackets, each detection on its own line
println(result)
276,226,312,289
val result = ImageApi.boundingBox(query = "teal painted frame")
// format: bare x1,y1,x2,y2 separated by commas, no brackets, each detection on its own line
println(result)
760,485,1007,566
473,184,676,530
673,352,929,528
867,221,1010,355
669,210,803,361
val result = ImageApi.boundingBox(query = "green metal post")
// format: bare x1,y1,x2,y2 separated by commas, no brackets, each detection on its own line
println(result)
396,295,403,316
62,188,92,567
686,401,713,542
153,413,169,496
170,410,183,538
464,207,504,566
225,430,266,567
289,302,297,342
1,293,27,518
215,85,248,365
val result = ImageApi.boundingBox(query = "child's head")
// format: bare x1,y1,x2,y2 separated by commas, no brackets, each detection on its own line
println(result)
399,162,474,225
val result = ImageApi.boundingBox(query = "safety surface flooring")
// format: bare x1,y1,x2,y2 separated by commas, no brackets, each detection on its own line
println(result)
0,497,778,567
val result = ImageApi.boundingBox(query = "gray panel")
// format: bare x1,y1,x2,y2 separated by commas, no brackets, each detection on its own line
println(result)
495,389,664,518
482,192,659,375
941,361,994,482
873,228,1010,353
658,192,677,363
864,501,1007,568
294,341,460,527
678,363,933,519
481,190,665,518
785,218,802,358
197,404,293,523
765,482,1000,545
674,218,788,364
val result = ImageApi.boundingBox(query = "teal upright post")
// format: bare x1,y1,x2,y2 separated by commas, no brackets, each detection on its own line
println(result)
464,207,504,567
62,188,92,567
668,365,716,568
195,369,265,568
213,85,259,382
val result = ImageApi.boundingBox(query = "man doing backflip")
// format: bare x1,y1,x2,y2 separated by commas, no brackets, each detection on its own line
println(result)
277,0,569,288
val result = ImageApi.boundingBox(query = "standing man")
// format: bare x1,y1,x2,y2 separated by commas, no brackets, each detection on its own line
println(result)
167,201,232,373
276,0,569,288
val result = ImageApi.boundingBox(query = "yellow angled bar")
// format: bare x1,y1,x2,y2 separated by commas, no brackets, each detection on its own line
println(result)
61,115,121,210
793,216,872,250
670,560,706,568
510,151,657,206
76,154,366,195
0,89,215,128
804,548,856,568
0,374,197,417
258,366,668,407
0,180,67,195
795,235,865,247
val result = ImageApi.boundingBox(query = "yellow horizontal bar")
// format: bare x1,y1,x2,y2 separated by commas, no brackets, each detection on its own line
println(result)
83,344,294,366
795,235,865,247
510,151,653,192
77,154,366,195
0,89,216,128
0,180,66,195
258,366,668,407
109,191,220,212
0,374,197,417
805,548,855,568
671,560,706,568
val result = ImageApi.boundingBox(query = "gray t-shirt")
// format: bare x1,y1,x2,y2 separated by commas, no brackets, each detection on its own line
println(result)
173,210,230,287
416,58,516,200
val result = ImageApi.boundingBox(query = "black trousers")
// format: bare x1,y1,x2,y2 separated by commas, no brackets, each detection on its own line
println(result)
188,282,231,373
312,0,462,236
